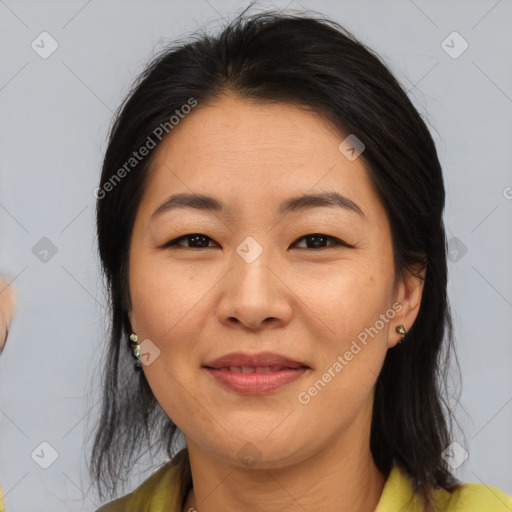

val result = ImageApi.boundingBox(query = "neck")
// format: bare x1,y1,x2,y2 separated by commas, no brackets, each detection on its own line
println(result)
182,402,386,512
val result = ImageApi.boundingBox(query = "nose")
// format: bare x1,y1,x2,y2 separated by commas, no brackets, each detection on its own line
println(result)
216,247,293,331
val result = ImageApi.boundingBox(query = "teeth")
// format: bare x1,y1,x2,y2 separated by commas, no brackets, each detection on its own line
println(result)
225,366,285,373
255,367,272,373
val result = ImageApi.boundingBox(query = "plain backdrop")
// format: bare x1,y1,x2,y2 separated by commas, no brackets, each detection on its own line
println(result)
0,0,511,510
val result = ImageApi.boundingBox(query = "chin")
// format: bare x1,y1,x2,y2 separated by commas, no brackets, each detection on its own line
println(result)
199,430,313,470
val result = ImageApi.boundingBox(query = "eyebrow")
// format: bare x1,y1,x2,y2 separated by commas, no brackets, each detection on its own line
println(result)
150,191,365,221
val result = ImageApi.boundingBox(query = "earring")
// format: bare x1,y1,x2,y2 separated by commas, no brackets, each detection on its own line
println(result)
129,333,142,371
395,325,407,344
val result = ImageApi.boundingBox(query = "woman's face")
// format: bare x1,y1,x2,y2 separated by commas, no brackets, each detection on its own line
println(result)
128,93,423,468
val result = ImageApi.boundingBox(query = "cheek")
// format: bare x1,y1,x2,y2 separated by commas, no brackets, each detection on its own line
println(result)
293,266,394,421
294,257,395,407
129,258,207,430
129,254,212,340
302,258,394,337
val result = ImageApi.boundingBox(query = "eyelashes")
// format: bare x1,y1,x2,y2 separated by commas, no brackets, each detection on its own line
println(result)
161,233,354,250
163,233,217,249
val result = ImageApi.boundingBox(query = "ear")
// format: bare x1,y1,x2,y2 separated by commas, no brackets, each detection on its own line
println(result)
128,309,137,334
123,281,137,334
388,265,426,348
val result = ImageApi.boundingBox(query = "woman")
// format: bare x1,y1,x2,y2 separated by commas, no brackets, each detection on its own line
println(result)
89,9,512,512
0,278,18,512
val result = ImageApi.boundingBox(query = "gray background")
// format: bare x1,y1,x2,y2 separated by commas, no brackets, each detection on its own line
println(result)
1,0,511,510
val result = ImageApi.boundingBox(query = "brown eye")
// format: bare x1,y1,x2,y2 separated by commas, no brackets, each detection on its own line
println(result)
293,233,351,249
161,232,352,250
163,233,217,249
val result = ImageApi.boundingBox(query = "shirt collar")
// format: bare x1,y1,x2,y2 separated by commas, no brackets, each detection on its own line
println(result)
150,451,421,512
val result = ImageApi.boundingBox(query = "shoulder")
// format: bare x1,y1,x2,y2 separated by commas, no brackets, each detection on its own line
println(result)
0,483,5,512
433,481,512,511
95,462,173,512
378,463,512,512
95,450,190,512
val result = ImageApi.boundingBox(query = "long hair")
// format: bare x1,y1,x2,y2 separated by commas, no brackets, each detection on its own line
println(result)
88,7,463,510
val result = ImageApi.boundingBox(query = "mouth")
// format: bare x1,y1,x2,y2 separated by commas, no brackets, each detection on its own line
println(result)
202,366,309,395
202,351,309,370
204,365,308,373
202,351,310,394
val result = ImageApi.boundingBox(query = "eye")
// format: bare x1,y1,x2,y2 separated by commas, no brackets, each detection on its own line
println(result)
292,233,352,249
162,233,352,250
163,233,218,249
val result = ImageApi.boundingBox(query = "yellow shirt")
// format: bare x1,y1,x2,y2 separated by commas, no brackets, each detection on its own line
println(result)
0,483,5,512
96,449,512,512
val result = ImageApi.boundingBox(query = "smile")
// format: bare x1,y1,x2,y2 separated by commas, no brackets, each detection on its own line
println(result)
204,366,308,394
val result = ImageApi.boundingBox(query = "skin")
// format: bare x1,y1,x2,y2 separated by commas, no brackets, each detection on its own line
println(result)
0,279,17,352
128,93,425,512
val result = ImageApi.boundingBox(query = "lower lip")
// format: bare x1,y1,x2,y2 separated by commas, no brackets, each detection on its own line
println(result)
204,367,308,395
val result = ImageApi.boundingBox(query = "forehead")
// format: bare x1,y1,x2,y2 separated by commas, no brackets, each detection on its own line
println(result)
154,94,346,169
139,94,385,224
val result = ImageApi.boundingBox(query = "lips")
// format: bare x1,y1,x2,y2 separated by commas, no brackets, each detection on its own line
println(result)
202,351,310,394
223,365,292,373
202,351,309,371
